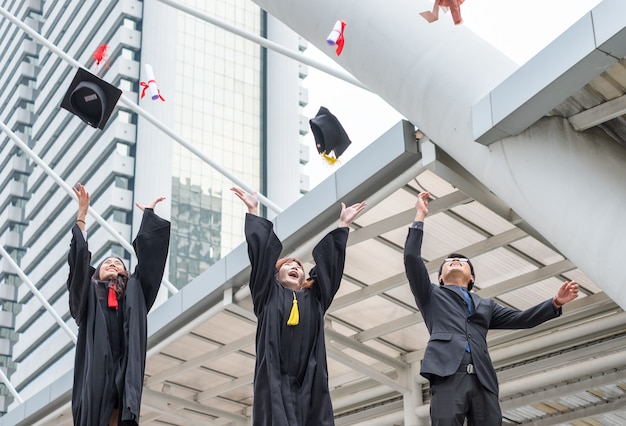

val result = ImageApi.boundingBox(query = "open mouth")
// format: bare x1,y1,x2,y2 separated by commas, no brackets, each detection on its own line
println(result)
288,271,299,278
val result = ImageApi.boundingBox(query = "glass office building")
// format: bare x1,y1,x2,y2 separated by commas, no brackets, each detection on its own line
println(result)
169,1,265,288
0,0,309,411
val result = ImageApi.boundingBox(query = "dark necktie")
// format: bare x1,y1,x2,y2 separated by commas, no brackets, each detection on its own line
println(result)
460,287,473,352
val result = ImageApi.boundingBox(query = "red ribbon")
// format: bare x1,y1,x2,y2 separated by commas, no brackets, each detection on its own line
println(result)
108,285,118,310
335,21,347,56
140,80,165,101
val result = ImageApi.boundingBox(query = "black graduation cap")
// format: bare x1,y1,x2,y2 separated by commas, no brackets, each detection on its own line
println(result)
60,68,122,130
309,106,352,165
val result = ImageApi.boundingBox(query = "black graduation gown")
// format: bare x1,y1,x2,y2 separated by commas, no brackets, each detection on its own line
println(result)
67,208,170,426
245,213,349,426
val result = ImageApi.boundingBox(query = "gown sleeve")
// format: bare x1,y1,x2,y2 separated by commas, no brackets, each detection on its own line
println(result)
66,224,95,326
310,226,349,311
131,208,171,311
244,214,282,316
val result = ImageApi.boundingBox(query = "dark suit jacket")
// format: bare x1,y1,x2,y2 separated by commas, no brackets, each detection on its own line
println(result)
404,223,561,395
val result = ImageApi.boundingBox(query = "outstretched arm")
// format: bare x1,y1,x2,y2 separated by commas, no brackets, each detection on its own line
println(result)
132,197,170,311
313,201,366,310
490,280,578,329
338,201,367,228
231,187,259,216
72,183,90,232
232,187,281,314
67,183,94,324
404,192,433,309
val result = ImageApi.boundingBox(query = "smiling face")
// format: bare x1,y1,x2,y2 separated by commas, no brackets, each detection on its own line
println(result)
438,255,475,289
276,258,305,290
98,257,127,281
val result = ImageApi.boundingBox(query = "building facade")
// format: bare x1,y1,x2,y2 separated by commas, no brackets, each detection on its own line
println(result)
0,0,309,412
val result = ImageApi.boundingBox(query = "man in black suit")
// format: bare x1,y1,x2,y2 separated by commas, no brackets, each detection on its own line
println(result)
404,192,579,425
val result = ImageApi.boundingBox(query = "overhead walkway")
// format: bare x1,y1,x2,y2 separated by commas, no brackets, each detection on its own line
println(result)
251,0,626,311
1,0,626,424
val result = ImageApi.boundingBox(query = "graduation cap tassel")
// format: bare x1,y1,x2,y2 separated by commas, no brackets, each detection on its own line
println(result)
320,151,338,165
287,291,299,326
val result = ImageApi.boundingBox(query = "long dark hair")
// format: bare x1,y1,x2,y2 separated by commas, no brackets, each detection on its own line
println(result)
92,256,129,297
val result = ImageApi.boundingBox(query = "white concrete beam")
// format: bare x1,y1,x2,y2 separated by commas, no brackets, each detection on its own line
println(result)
473,0,626,144
569,93,626,130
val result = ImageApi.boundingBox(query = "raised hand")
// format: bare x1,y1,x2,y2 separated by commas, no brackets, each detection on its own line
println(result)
72,183,90,230
339,201,367,228
135,197,166,212
414,191,430,222
231,187,259,215
554,280,579,307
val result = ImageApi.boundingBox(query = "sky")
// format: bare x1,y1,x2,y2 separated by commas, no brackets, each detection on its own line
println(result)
299,0,603,188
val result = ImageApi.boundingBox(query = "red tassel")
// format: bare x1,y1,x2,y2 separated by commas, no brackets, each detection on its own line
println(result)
108,285,118,310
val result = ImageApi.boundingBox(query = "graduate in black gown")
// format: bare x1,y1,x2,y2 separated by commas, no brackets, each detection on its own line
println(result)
232,187,366,426
66,183,170,426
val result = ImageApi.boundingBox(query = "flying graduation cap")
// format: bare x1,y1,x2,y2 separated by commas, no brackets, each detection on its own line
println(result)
309,106,352,165
61,67,122,129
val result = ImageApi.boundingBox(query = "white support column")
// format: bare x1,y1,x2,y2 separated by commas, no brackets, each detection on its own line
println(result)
402,361,421,426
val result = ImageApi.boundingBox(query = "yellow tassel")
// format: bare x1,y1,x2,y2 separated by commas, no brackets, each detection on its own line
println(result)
287,291,299,326
321,151,338,165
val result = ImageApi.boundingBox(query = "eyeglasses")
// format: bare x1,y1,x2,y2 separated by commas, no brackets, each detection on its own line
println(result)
444,257,469,263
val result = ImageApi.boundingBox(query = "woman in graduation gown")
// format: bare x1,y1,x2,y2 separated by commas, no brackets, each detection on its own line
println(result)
232,187,366,426
66,183,170,426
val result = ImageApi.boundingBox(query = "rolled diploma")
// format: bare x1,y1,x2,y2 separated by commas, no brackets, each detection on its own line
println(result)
326,21,343,45
144,64,160,100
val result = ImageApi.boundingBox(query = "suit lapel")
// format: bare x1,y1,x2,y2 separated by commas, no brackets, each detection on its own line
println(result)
442,285,465,303
442,285,479,314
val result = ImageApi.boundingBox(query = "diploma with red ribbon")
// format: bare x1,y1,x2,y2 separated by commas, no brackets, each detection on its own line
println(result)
420,0,464,25
140,64,165,101
326,20,347,56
